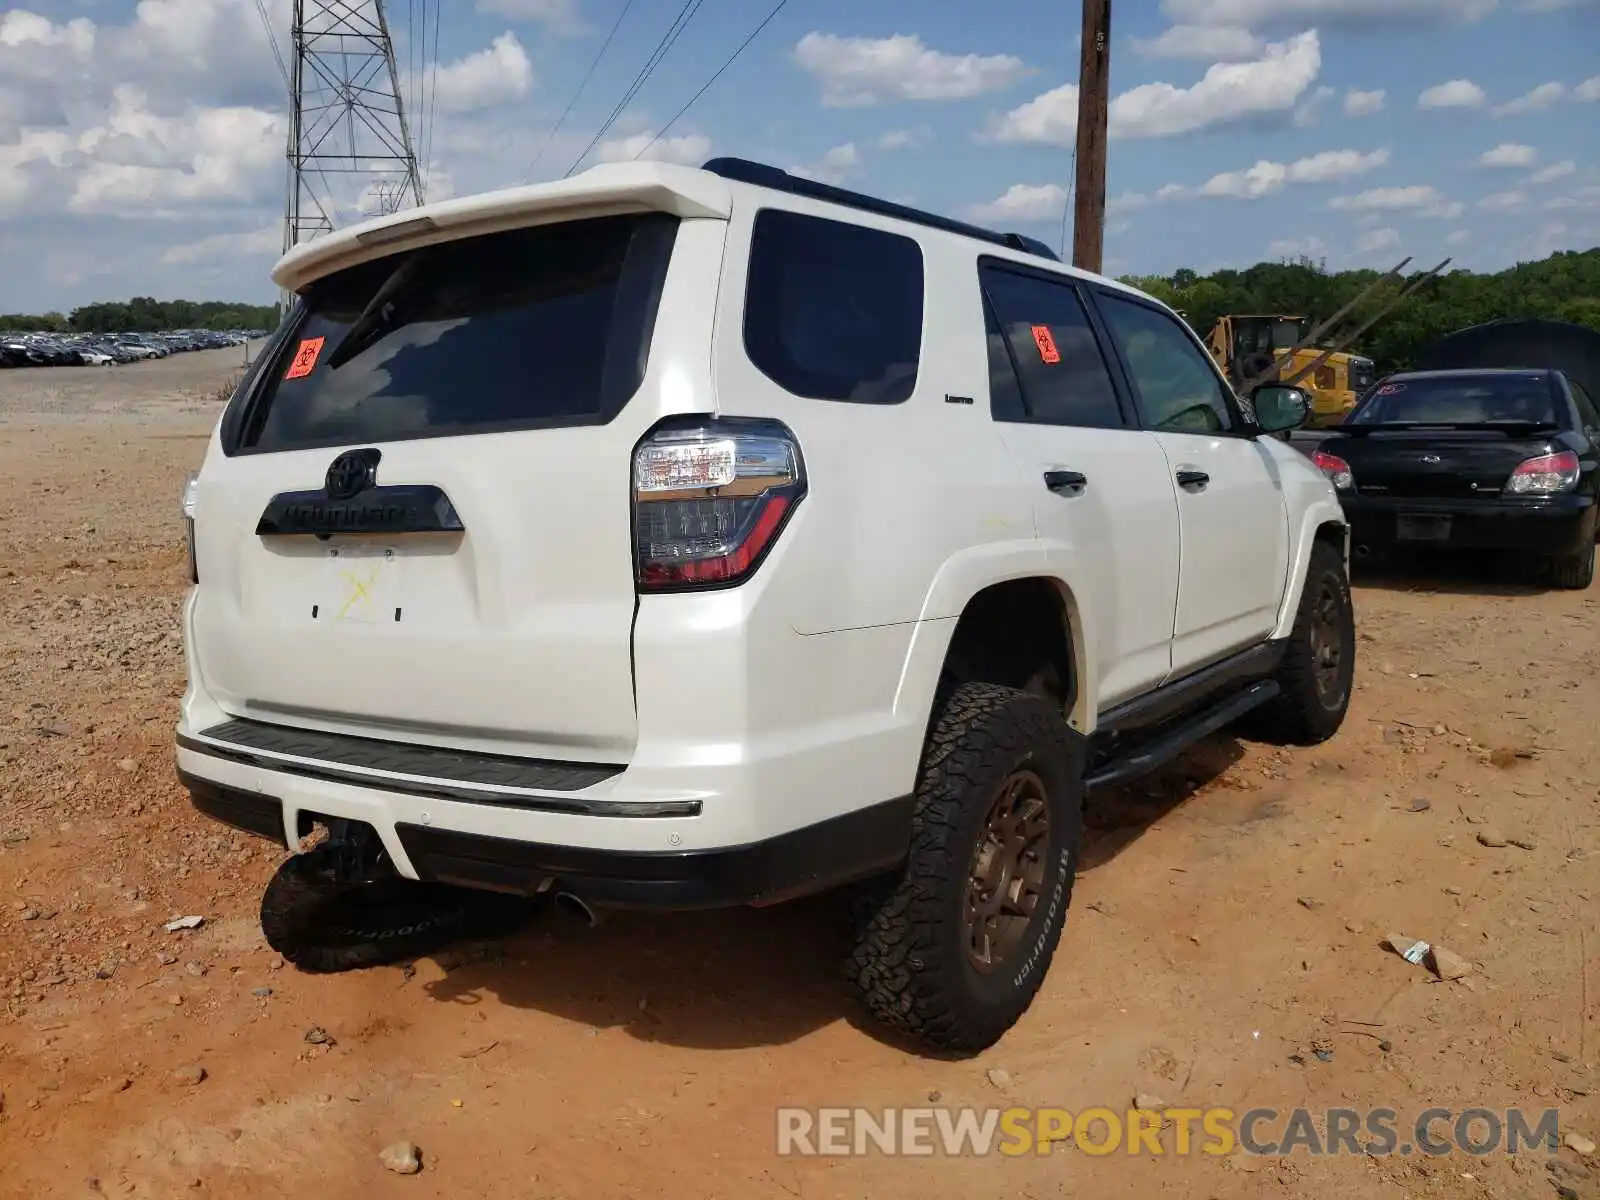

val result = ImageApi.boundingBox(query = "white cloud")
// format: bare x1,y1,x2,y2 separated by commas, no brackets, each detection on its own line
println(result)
1445,229,1472,245
1129,24,1263,60
1344,88,1385,116
792,32,1032,107
789,142,860,185
1480,189,1530,211
1331,185,1464,218
1478,142,1538,168
1155,183,1192,202
1576,77,1600,102
1493,82,1565,115
473,0,585,33
161,222,281,265
432,33,533,113
1546,186,1600,212
991,30,1322,144
1294,84,1337,127
969,182,1066,223
1160,0,1497,30
1201,146,1390,198
1529,160,1577,184
595,132,712,166
875,128,929,151
1356,226,1401,253
66,86,283,218
1418,79,1487,109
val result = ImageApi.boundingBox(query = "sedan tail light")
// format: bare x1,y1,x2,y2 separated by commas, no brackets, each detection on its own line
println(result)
1506,450,1580,495
1312,449,1354,491
632,418,805,591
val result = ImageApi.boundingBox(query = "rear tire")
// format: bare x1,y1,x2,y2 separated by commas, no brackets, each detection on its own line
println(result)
1243,539,1355,746
847,682,1084,1055
260,846,535,973
1549,541,1595,590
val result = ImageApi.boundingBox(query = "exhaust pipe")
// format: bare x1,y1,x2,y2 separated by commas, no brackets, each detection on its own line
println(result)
553,891,601,928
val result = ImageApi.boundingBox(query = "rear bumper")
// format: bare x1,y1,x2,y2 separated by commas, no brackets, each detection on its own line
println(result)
1343,493,1597,556
176,750,911,909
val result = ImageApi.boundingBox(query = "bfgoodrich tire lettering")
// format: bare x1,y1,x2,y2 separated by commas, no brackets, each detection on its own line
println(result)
1244,539,1355,746
847,681,1085,1054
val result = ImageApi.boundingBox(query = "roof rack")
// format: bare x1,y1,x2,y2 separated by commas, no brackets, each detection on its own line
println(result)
701,157,1062,264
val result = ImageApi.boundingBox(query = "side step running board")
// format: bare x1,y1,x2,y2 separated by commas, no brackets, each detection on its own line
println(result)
1084,680,1279,795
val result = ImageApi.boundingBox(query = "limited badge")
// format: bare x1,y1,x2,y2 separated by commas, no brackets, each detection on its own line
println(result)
284,336,326,380
1030,324,1061,364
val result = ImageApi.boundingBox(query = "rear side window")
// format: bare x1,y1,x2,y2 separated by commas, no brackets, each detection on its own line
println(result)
979,264,1124,428
742,209,923,404
234,212,679,454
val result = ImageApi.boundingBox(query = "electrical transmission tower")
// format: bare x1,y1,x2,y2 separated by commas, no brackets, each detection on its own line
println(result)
284,0,425,255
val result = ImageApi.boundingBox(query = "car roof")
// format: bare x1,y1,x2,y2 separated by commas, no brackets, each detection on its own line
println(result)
1380,367,1555,382
270,157,1155,307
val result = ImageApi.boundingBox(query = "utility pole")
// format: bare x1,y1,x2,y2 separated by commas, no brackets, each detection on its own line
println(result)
1071,0,1111,274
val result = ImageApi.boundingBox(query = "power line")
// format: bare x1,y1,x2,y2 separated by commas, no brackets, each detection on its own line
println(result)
421,0,442,188
528,0,637,179
563,0,705,178
630,0,788,162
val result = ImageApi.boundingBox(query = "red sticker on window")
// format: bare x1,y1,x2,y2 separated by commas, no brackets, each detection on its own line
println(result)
284,336,325,380
1031,324,1061,364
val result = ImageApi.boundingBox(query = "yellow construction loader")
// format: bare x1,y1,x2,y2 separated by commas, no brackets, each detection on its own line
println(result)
1206,314,1374,428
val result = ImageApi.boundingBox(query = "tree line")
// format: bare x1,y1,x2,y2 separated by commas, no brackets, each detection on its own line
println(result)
2,247,1595,367
1120,247,1599,372
0,297,279,334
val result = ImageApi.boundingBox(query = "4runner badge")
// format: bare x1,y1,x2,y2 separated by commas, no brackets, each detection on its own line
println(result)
325,448,381,500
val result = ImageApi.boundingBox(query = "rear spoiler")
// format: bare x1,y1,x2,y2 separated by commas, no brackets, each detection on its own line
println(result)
1332,421,1560,438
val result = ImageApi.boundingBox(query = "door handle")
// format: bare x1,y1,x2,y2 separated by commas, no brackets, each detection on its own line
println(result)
1044,470,1087,496
1176,469,1210,491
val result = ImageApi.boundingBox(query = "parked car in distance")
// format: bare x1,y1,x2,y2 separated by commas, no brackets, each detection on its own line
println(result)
1313,367,1600,588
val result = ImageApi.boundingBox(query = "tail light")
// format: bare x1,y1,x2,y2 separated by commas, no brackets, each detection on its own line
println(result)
1506,450,1580,495
632,418,805,591
1312,450,1354,491
180,473,200,583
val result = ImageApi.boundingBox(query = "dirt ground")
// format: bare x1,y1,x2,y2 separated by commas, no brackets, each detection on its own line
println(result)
1,346,1597,1200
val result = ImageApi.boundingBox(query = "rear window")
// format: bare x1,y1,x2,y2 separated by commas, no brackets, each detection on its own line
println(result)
233,212,678,454
1350,374,1559,426
742,209,924,404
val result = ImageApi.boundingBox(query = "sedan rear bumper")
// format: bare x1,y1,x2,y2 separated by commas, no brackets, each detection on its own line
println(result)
1342,493,1597,557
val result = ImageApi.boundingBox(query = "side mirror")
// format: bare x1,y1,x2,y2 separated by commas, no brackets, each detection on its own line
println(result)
1253,384,1311,434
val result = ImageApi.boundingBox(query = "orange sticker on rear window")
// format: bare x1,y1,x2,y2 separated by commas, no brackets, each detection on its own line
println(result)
284,336,325,380
1031,324,1061,364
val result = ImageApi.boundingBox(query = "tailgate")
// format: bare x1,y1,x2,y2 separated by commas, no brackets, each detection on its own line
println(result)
189,208,719,761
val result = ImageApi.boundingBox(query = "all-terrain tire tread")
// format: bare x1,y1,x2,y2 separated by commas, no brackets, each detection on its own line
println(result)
259,847,530,973
847,682,1082,1054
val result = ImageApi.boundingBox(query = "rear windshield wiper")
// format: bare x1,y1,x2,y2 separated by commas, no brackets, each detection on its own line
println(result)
323,249,433,371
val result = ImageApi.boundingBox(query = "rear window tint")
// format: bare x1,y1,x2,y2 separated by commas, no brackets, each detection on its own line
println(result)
1351,374,1558,425
742,209,923,404
234,212,678,454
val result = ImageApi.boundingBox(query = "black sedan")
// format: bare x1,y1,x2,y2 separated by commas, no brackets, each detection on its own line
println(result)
1312,367,1599,588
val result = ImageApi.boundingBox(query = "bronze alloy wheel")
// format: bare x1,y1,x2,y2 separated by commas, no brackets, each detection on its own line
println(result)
1308,580,1347,708
963,768,1051,973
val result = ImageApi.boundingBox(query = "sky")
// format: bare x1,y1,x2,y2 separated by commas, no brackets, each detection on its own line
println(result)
1,0,1597,312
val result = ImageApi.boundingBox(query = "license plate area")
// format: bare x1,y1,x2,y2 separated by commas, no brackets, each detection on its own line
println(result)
318,543,404,624
1396,513,1452,542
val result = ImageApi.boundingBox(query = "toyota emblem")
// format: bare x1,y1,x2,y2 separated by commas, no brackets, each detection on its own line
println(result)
325,448,381,499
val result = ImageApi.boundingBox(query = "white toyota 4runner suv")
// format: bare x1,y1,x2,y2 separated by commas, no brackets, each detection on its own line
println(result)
175,157,1354,1053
